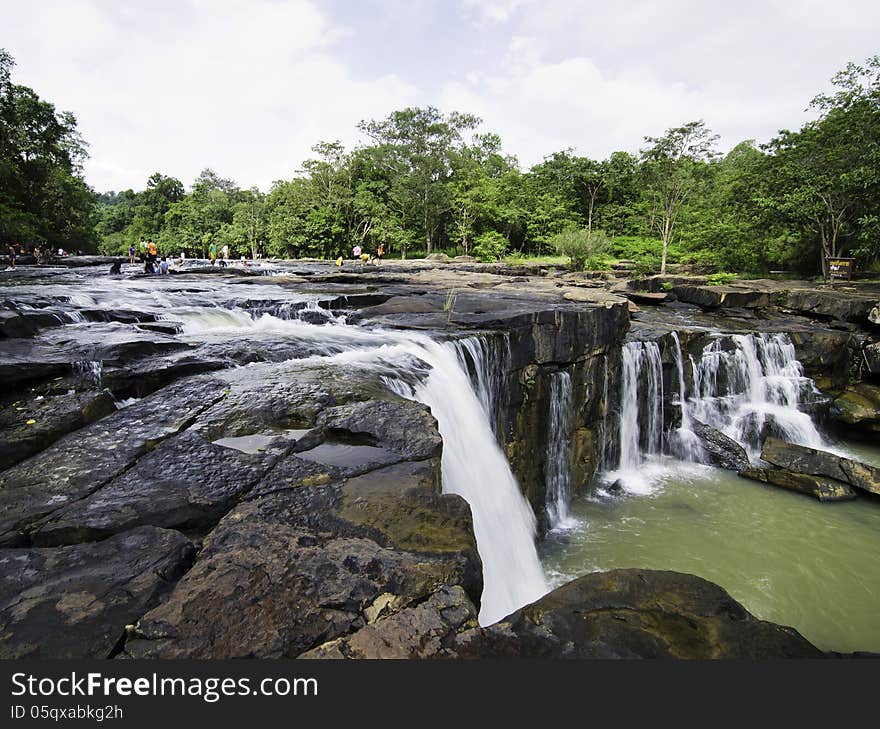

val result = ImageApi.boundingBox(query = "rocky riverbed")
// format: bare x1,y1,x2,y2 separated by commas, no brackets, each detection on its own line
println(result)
1,259,878,658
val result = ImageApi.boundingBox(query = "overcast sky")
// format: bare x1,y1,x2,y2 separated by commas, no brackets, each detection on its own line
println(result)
5,0,879,192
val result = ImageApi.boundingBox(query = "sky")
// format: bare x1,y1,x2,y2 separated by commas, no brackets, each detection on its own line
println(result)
4,0,879,192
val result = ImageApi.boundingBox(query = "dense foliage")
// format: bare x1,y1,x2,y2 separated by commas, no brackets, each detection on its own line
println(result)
3,49,879,275
0,50,96,251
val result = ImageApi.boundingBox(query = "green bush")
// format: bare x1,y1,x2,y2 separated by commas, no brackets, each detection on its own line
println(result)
705,272,739,286
472,231,507,262
551,228,612,271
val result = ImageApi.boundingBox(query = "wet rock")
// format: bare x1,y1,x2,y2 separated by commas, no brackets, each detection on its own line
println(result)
315,399,442,461
0,308,68,338
0,390,117,470
689,420,750,471
0,526,194,659
301,586,479,658
738,467,857,502
831,383,880,433
761,437,880,496
0,377,227,546
125,462,479,658
459,568,822,658
31,431,276,546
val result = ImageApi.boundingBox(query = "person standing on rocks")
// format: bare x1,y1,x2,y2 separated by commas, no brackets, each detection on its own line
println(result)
353,243,361,266
376,242,384,266
209,241,218,265
128,244,136,265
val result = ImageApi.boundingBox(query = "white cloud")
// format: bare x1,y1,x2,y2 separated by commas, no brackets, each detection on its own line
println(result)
5,0,421,191
5,0,878,188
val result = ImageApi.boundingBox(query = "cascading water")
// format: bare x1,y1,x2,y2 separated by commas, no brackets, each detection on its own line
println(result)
689,333,824,457
545,371,575,530
385,335,549,626
453,334,510,439
669,331,704,462
604,341,665,494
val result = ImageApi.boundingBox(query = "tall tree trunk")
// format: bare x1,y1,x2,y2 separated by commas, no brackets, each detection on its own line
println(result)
660,215,671,274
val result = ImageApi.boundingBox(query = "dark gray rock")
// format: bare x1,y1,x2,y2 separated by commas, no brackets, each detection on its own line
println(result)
301,585,479,658
31,431,276,546
457,568,823,658
738,467,857,502
0,526,194,659
315,399,442,461
0,377,227,546
124,461,479,658
761,437,880,496
0,390,117,470
690,420,751,471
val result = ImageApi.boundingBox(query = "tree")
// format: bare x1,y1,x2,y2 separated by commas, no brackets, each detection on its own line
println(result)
0,49,96,250
765,56,880,275
640,120,719,273
358,107,481,254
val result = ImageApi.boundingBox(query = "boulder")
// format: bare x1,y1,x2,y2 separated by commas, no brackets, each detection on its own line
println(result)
124,460,480,658
457,569,822,658
425,253,450,263
300,586,479,659
315,399,442,461
689,420,751,471
0,527,194,659
832,383,880,433
672,285,771,310
738,467,857,502
761,437,880,496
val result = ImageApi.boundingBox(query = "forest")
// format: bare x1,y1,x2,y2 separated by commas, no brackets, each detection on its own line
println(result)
2,48,879,277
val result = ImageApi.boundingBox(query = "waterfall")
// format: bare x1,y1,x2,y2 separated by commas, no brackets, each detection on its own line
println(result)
617,341,664,470
453,334,510,439
148,303,549,624
689,333,824,456
669,332,704,462
381,335,549,626
545,371,574,530
604,342,664,494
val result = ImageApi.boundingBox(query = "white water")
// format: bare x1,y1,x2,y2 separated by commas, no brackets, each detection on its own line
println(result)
605,332,827,495
689,333,824,457
385,335,549,625
545,371,576,530
605,341,664,494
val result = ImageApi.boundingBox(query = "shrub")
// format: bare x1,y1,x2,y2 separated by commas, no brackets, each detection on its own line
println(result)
705,272,739,286
472,231,507,262
551,228,612,271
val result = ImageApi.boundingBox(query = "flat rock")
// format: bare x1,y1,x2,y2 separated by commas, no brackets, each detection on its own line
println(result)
738,467,857,502
0,390,117,471
122,458,480,658
0,526,194,659
31,431,275,546
0,377,227,546
761,437,880,496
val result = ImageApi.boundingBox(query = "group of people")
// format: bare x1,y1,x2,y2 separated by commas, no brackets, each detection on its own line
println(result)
3,243,83,269
123,239,171,275
336,243,385,268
